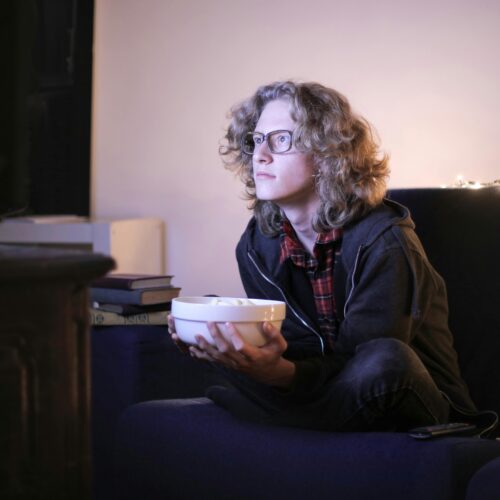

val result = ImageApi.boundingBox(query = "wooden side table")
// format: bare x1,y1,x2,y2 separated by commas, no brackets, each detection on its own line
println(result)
0,245,114,499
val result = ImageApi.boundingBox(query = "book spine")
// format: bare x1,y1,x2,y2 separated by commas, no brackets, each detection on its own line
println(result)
90,286,180,305
92,276,173,289
90,287,143,305
90,309,168,326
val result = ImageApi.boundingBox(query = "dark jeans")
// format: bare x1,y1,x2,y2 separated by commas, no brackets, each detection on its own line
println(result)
207,338,450,432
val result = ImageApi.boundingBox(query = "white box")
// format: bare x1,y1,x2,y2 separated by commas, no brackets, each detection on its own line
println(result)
0,217,164,274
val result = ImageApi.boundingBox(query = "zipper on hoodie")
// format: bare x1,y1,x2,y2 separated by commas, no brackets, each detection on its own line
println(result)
248,251,325,355
343,244,364,318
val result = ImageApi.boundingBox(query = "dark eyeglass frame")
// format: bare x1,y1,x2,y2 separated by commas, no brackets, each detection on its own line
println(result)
241,129,294,155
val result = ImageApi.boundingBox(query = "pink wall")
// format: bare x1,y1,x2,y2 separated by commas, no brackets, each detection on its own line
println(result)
92,0,500,296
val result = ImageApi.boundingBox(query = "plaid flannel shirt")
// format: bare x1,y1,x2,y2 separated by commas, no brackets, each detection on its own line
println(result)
279,219,343,348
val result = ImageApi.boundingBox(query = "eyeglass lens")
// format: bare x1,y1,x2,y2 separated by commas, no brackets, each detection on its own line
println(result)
243,130,292,154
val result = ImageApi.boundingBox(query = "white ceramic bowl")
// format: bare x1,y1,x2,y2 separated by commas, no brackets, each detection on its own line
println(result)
171,296,286,346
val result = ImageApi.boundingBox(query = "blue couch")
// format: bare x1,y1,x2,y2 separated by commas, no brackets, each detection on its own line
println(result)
94,187,500,499
91,325,213,499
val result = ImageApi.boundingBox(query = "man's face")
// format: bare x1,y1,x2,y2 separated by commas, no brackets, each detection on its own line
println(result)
252,99,317,209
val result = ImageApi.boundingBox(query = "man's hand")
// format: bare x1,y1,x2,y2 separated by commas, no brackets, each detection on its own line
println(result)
189,321,296,388
167,313,190,354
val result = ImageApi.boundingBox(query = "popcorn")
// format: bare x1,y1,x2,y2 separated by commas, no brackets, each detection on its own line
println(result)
210,298,255,306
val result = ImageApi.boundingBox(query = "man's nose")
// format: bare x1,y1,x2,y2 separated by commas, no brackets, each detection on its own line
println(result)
253,141,272,163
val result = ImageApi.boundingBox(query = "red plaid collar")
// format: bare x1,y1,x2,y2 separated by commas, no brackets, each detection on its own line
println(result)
279,219,342,265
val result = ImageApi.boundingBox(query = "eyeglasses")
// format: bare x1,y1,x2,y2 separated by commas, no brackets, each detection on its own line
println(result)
242,130,294,155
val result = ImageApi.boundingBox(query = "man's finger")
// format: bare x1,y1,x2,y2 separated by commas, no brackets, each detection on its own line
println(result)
189,345,213,362
224,322,246,351
262,322,287,352
207,322,232,353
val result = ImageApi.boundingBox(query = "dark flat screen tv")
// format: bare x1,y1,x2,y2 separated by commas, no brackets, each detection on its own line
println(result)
0,0,30,218
0,0,93,220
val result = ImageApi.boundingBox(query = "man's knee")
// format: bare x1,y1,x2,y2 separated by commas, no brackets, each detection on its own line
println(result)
354,337,429,387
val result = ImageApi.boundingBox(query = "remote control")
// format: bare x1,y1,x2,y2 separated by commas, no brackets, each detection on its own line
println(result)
408,422,477,439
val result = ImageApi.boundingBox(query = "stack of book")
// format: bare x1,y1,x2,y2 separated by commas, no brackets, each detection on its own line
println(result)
90,273,180,326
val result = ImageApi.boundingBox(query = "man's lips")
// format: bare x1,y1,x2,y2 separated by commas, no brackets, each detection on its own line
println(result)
255,172,276,179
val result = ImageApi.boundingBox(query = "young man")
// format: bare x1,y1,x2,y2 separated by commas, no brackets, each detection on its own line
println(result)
168,81,476,431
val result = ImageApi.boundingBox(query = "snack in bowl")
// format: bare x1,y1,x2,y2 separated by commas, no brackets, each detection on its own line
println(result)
171,296,286,346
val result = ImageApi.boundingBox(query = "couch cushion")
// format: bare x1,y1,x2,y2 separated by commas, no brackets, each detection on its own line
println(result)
466,456,500,500
92,326,213,500
114,398,500,500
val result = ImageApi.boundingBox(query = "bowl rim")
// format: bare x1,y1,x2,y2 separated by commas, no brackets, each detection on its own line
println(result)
172,296,285,306
171,296,286,321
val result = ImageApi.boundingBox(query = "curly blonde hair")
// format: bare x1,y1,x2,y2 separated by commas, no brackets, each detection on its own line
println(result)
219,81,390,236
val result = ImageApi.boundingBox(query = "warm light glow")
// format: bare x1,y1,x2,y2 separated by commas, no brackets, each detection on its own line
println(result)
451,175,500,189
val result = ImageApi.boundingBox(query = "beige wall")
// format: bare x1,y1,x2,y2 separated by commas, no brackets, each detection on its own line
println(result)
92,0,500,296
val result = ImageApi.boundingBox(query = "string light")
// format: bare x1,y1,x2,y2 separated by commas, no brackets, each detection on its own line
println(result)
442,176,500,189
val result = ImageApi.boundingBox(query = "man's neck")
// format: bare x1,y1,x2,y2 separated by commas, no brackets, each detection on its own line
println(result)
282,205,318,255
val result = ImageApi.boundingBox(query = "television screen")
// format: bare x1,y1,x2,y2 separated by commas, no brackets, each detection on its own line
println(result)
0,1,31,218
0,0,93,220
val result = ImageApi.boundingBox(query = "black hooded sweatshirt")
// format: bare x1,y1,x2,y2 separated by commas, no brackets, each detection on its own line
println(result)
234,198,476,414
